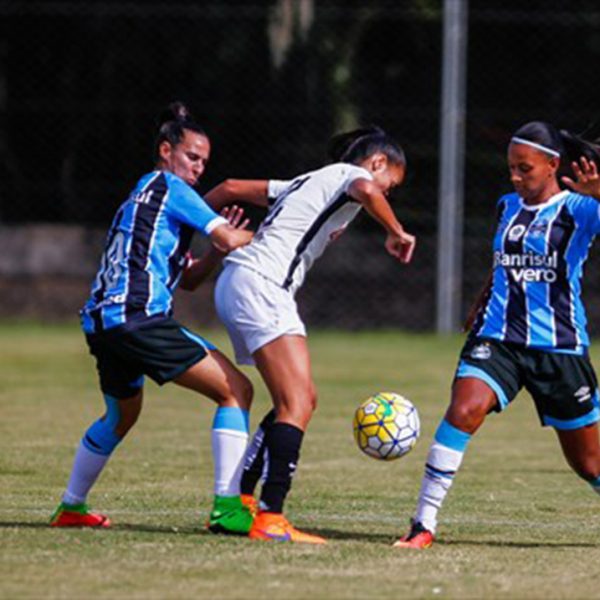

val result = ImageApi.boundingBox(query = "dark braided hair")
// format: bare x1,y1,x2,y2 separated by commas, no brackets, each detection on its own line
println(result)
327,126,406,167
154,101,208,160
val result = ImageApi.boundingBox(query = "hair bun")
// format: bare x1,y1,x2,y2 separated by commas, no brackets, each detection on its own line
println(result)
157,101,192,128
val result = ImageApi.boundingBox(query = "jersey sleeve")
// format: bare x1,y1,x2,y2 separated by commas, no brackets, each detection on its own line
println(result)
268,179,292,201
342,166,374,193
167,177,228,235
570,194,600,235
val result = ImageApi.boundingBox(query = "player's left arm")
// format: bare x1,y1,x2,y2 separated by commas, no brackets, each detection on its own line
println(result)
347,178,416,264
204,180,270,211
180,205,250,291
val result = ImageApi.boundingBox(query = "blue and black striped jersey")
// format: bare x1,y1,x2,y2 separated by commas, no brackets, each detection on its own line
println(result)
472,190,600,352
81,171,226,334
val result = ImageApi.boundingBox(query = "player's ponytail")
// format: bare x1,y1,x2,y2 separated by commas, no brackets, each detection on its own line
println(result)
558,127,600,167
328,126,406,167
154,101,208,160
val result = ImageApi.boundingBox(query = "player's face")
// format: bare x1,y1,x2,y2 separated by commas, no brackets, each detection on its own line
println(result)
367,157,406,198
160,130,211,186
507,143,559,202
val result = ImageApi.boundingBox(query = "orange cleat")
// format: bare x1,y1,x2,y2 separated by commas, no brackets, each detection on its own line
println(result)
50,502,111,528
249,511,326,544
392,521,434,549
240,494,258,518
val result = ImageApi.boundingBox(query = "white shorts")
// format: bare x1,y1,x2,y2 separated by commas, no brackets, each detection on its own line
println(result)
214,262,306,365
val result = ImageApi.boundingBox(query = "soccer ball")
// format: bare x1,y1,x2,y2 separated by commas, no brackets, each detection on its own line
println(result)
353,392,420,460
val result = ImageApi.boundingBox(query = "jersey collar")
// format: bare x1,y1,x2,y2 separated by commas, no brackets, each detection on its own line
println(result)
519,190,568,211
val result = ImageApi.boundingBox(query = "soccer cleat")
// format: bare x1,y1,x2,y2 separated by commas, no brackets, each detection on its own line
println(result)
207,495,253,536
392,520,435,549
240,494,258,518
249,511,327,544
50,502,111,528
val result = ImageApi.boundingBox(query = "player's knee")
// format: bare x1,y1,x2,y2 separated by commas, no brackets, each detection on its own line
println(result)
236,374,254,411
219,374,253,410
446,399,487,433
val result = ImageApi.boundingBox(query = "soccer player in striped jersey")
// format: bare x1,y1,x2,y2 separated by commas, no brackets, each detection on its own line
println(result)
208,127,416,543
395,121,600,549
51,102,257,535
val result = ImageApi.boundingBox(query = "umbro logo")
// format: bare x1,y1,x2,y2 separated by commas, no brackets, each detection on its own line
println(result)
574,386,592,403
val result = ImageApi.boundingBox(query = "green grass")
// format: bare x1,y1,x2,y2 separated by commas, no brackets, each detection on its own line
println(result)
1,323,600,599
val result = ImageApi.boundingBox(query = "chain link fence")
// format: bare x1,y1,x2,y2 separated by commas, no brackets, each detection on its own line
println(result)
1,0,600,331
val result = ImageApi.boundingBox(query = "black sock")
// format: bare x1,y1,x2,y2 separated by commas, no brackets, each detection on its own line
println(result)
260,422,304,514
240,409,276,495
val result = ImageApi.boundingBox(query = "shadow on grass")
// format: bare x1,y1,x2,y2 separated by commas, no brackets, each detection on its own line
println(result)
439,538,600,549
2,522,597,548
288,526,600,548
0,521,209,536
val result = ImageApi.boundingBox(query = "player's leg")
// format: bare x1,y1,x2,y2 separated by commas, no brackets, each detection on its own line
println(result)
51,387,143,528
555,424,600,496
395,338,520,548
174,348,254,535
247,334,325,544
531,352,600,497
239,408,276,513
394,377,496,548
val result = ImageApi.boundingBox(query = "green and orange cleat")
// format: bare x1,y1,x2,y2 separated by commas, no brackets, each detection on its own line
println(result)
240,493,258,518
207,495,254,536
50,502,111,528
392,520,435,549
249,511,326,544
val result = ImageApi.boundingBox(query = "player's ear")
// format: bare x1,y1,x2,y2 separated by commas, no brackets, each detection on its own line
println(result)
370,152,388,173
158,140,173,163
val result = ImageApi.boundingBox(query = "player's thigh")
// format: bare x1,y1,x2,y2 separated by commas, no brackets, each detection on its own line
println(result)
451,337,522,431
253,334,316,413
173,349,253,409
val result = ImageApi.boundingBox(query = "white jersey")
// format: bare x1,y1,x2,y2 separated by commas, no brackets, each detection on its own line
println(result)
225,163,373,294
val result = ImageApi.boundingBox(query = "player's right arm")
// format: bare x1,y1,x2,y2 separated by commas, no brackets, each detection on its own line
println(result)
462,271,493,333
204,179,270,211
347,178,416,264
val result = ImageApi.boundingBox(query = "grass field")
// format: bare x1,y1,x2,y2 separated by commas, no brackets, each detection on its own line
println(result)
2,322,600,599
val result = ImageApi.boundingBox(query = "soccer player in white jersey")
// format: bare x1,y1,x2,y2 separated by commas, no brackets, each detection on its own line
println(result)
395,121,600,549
207,126,416,543
50,102,257,535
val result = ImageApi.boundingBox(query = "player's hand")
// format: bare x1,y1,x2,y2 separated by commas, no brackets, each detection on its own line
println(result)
221,205,251,230
561,157,600,199
385,230,416,264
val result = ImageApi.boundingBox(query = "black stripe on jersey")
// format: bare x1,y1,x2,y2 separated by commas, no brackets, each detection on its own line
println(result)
504,208,537,344
548,205,577,347
125,173,168,321
282,193,352,290
472,201,508,337
167,224,194,290
90,207,125,333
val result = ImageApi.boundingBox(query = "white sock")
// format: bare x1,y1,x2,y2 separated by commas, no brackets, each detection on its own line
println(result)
412,418,472,534
62,441,111,505
414,441,466,534
211,407,249,497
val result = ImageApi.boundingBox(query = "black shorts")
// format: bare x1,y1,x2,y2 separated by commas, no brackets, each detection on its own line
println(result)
85,317,216,399
455,337,600,430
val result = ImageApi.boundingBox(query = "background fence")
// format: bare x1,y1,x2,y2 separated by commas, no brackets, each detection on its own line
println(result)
2,0,600,330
